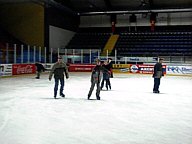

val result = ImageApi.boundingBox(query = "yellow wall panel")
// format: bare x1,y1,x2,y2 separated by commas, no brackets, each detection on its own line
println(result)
113,64,130,69
0,3,44,47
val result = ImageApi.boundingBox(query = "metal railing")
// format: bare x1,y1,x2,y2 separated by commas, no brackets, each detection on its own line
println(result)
0,43,191,65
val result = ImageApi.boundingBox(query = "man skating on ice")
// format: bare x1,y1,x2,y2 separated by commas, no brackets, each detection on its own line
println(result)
153,58,164,93
88,59,103,100
49,56,69,99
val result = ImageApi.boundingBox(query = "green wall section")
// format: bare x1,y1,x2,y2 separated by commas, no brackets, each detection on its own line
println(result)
0,3,44,47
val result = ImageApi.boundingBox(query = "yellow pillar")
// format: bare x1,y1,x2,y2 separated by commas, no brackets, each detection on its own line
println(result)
102,34,119,56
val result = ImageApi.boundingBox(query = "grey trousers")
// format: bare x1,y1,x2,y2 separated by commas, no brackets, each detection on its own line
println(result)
88,81,100,99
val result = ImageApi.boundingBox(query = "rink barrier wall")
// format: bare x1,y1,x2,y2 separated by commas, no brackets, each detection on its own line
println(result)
0,64,12,76
68,64,95,72
166,65,192,76
44,63,95,72
0,63,192,77
12,64,36,75
112,64,192,76
130,64,166,74
113,64,167,74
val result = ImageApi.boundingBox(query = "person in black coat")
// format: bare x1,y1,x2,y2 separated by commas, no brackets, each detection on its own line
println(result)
153,58,164,93
35,62,46,79
88,59,103,100
101,60,111,90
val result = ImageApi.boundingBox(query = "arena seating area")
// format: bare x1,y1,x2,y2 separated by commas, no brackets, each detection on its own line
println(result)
66,32,111,50
114,31,192,56
1,26,192,63
66,26,192,57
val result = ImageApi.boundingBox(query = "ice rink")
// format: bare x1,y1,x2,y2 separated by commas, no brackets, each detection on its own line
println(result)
0,73,192,144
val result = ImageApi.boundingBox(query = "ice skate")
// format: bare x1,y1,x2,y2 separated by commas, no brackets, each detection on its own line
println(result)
87,94,91,100
153,90,160,93
96,95,100,100
60,93,65,97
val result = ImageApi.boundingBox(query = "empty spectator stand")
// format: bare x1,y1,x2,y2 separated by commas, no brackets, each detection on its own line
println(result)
66,32,111,50
113,30,192,57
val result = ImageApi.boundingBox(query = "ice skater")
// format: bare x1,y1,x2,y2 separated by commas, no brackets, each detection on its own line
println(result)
49,56,69,99
88,59,103,100
101,60,111,90
153,58,164,93
35,62,46,79
107,58,113,78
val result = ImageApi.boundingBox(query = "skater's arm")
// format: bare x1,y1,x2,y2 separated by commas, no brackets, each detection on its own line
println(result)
49,65,56,80
153,64,157,77
64,65,69,79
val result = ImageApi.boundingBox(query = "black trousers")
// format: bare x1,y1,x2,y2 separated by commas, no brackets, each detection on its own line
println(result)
54,78,64,96
153,78,160,92
101,79,111,89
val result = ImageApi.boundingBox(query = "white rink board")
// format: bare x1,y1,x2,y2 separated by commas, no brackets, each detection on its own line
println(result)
166,64,192,75
0,64,12,76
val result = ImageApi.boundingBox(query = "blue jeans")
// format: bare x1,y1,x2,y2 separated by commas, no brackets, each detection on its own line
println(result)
153,78,160,92
54,78,64,96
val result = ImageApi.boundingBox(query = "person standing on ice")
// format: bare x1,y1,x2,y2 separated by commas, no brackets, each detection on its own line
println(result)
49,56,69,99
153,58,164,93
88,59,103,100
107,58,113,78
100,60,111,90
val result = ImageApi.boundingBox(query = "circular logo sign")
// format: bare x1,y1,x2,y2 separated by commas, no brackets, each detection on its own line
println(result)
130,65,138,73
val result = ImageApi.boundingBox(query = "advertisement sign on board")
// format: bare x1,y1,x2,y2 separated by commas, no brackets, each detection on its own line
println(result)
12,64,36,75
0,64,12,76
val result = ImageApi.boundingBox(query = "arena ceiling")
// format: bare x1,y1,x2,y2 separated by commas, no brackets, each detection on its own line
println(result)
55,0,192,14
0,0,192,15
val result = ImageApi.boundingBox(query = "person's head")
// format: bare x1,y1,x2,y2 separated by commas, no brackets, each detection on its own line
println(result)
108,58,112,63
100,61,104,65
35,61,40,65
58,56,63,63
104,60,108,65
95,58,101,65
159,58,164,63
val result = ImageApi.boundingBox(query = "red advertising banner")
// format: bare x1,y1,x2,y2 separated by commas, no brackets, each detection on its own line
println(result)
69,64,95,72
130,64,166,74
12,64,36,75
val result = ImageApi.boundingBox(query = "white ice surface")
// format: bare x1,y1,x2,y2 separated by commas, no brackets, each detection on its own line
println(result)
0,73,192,144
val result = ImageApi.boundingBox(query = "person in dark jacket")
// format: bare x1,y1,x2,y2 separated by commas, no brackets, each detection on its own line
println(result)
107,58,113,78
153,58,164,93
49,56,69,99
35,62,46,79
88,59,103,100
101,60,111,90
